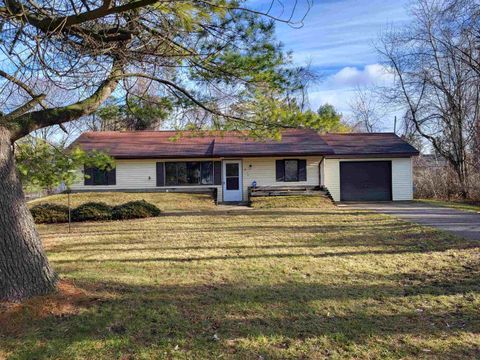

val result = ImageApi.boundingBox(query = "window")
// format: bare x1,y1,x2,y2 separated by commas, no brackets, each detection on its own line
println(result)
201,162,213,184
165,161,214,186
84,166,116,186
93,168,108,185
187,162,201,184
275,159,307,182
284,160,299,182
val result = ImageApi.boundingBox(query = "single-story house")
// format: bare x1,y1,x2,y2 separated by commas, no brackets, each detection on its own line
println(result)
70,129,419,202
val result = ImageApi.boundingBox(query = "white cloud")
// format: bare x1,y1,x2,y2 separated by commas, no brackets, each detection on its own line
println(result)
307,63,400,131
309,63,393,112
309,88,356,114
326,64,393,88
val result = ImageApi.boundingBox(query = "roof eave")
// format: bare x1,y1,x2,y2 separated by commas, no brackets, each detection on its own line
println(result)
110,151,334,159
324,152,420,159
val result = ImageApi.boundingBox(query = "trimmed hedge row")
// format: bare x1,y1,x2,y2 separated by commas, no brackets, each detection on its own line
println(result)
113,200,161,220
72,202,113,222
30,203,69,224
31,200,161,224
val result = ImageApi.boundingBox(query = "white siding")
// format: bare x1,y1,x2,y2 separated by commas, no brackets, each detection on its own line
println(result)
321,158,340,201
241,157,323,200
321,157,414,201
71,156,413,203
71,159,223,202
392,158,413,200
72,156,323,203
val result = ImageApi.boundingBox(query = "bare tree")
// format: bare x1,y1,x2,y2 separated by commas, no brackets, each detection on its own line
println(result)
348,86,386,132
440,0,480,76
379,0,480,198
0,0,314,301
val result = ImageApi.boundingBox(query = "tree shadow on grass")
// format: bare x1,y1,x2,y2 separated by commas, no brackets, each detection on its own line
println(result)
45,219,475,256
51,243,479,264
20,208,479,358
2,274,479,359
152,209,376,218
46,217,479,265
43,222,400,238
37,208,379,236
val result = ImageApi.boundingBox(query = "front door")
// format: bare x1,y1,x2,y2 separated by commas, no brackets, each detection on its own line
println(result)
223,160,243,202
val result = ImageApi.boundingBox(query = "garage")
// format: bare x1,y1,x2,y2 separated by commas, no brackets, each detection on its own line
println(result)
340,161,392,201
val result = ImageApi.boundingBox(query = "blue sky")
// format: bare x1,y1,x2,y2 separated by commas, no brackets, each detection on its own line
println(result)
254,0,411,130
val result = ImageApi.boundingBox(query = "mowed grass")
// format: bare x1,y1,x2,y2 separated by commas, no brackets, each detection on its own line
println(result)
1,194,479,359
417,199,480,213
251,195,333,209
28,191,217,212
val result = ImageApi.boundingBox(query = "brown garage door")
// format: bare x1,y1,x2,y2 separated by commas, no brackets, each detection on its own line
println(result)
340,161,392,201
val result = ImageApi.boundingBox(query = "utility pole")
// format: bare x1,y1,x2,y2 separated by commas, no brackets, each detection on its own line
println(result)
393,116,397,134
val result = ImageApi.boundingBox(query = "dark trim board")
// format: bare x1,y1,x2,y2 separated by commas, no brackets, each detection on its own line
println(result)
325,154,415,159
112,153,331,160
110,153,416,160
339,161,392,202
70,188,217,195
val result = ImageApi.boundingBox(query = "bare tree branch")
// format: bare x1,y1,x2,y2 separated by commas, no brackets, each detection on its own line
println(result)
10,60,123,141
378,0,479,198
2,94,46,121
0,69,44,105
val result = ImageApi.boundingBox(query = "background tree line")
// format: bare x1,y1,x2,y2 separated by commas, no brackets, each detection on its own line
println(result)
346,0,479,201
378,0,480,200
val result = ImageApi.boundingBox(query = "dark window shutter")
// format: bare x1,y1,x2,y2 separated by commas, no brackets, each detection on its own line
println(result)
84,166,94,185
276,160,285,182
107,168,116,185
213,161,222,185
156,162,165,186
298,160,307,181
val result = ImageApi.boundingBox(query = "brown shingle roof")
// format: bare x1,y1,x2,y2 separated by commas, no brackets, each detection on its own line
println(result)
213,129,335,157
72,131,217,158
70,130,419,158
321,133,419,156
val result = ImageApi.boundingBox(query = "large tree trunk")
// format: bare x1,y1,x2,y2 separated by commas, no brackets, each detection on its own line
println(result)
0,128,57,301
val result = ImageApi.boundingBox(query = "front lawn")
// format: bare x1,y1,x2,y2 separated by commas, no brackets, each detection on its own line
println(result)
28,191,217,212
417,199,480,213
250,195,334,209
2,194,479,359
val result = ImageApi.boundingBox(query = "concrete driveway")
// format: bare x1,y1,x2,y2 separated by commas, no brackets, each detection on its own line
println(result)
341,201,480,241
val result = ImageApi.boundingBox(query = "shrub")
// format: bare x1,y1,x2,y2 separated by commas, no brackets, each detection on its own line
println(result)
71,202,113,222
30,199,160,224
413,156,480,200
112,200,161,220
30,203,69,224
